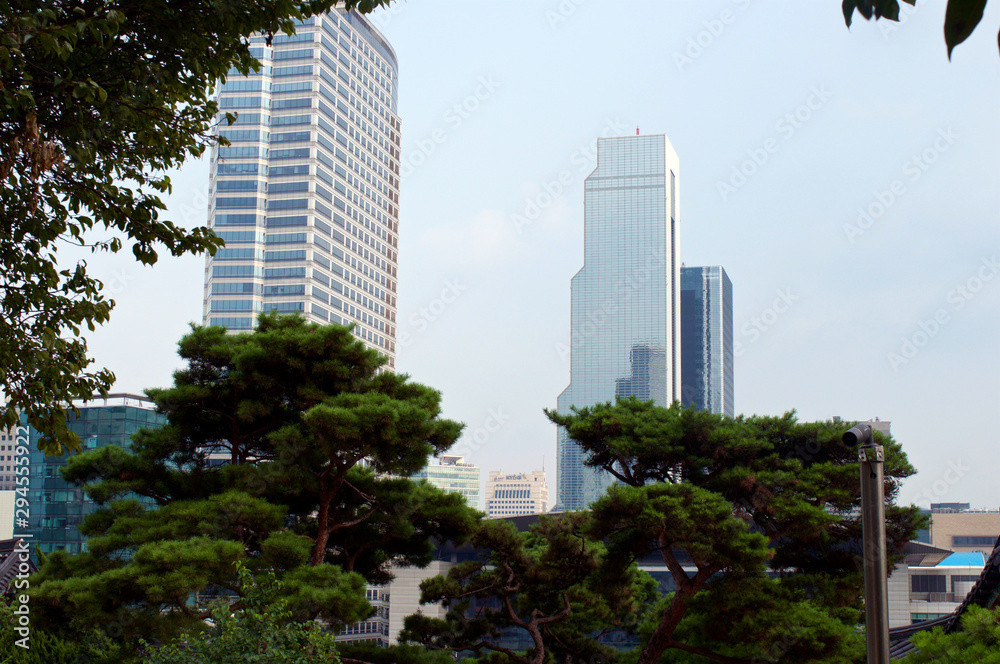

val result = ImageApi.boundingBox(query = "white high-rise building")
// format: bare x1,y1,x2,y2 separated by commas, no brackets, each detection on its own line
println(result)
486,470,549,518
203,8,401,367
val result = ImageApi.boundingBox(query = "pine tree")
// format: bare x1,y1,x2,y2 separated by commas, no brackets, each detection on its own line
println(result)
29,314,479,648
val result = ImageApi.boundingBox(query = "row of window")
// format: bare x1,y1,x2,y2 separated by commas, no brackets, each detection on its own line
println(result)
492,489,534,499
953,536,995,546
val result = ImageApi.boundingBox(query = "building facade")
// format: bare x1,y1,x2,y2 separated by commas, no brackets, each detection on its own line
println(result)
0,426,20,491
485,470,549,518
926,505,1000,553
680,265,734,417
555,134,680,511
203,8,402,368
887,545,988,627
410,455,481,510
373,456,479,645
25,394,167,555
337,586,391,646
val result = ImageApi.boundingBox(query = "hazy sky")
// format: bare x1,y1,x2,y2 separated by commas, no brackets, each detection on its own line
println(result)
80,1,999,510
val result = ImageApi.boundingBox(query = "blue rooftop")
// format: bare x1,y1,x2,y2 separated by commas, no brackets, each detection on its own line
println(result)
937,552,987,567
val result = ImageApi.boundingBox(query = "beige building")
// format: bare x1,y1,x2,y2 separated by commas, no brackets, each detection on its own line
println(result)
486,470,549,518
927,505,1000,553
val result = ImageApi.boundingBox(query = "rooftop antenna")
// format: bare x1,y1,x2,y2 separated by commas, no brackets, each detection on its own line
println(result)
636,126,640,135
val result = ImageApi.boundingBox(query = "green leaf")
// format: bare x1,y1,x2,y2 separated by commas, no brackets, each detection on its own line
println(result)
944,0,989,58
843,0,859,27
878,0,901,21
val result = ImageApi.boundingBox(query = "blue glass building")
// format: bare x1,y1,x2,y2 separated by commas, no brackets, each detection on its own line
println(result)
680,265,734,417
26,394,166,555
555,134,681,512
203,8,401,368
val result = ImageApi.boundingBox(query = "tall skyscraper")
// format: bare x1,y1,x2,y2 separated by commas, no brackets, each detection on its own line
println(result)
555,134,680,512
203,9,401,368
680,265,734,417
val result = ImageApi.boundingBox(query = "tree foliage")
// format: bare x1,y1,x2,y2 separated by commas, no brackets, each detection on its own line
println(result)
401,513,656,664
28,314,478,648
905,605,1000,664
141,563,342,664
0,598,126,664
543,398,923,664
0,0,386,455
842,0,997,59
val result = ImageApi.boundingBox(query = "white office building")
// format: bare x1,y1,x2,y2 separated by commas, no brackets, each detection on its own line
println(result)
203,7,401,367
486,470,549,518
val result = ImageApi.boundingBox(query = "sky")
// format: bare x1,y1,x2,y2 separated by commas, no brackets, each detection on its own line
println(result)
79,1,999,511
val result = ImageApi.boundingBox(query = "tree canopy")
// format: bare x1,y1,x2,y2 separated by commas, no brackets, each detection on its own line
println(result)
28,314,478,649
141,563,343,664
0,0,387,456
905,605,1000,663
842,0,998,59
402,513,656,664
384,399,926,663
537,398,922,664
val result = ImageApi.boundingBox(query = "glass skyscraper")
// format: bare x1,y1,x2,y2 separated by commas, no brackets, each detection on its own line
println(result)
680,266,734,417
203,8,401,368
26,395,167,555
555,134,680,512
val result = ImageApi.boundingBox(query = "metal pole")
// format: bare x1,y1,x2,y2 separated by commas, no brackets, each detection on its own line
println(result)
859,440,890,664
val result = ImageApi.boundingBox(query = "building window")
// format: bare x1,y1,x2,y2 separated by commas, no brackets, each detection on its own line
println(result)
911,575,946,593
951,575,980,592
952,536,996,547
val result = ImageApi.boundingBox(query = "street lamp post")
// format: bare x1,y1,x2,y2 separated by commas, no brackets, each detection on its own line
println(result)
844,424,890,664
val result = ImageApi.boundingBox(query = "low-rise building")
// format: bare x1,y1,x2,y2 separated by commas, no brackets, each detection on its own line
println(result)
888,546,987,627
926,504,1000,553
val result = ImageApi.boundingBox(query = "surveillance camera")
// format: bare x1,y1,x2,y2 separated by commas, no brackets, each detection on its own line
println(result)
842,424,873,446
